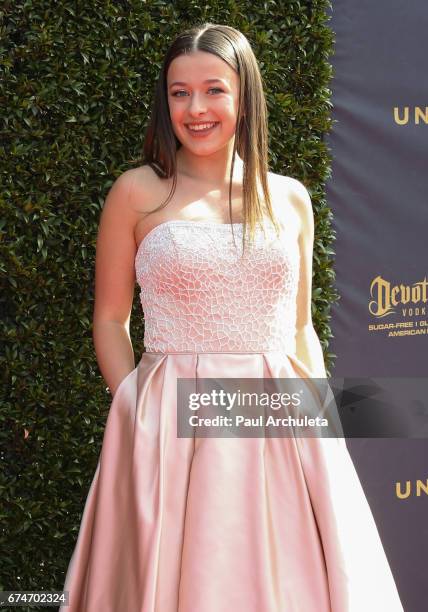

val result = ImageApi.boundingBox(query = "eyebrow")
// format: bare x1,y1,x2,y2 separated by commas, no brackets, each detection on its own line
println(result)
169,78,227,88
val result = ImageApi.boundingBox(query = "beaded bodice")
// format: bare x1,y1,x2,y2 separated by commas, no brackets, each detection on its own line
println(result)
135,220,300,354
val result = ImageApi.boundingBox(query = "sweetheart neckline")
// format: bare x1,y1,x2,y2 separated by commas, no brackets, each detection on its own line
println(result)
135,219,246,260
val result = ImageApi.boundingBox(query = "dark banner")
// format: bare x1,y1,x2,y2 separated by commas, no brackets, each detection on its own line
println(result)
326,1,427,610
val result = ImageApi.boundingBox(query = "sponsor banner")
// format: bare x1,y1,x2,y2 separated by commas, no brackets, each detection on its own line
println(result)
326,2,427,609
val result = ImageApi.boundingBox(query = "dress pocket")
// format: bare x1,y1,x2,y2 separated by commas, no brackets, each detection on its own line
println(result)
112,362,139,399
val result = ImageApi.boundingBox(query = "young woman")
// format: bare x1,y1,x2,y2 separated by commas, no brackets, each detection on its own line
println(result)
61,23,403,611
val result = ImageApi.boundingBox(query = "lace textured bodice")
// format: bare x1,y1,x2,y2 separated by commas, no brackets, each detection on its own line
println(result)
135,220,300,354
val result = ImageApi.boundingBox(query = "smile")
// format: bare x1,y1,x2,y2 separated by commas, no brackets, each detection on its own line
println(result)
185,122,219,133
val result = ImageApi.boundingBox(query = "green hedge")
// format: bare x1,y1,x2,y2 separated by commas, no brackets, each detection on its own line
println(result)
0,0,336,605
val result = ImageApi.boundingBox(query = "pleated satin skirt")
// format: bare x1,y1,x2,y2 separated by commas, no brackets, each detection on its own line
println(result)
60,350,403,612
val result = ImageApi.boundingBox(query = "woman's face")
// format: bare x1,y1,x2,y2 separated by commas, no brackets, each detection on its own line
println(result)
166,50,241,157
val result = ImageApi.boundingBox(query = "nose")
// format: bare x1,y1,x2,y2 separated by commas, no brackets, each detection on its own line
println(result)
188,92,207,116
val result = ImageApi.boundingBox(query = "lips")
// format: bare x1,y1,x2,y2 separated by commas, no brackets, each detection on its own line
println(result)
185,121,219,138
185,121,220,135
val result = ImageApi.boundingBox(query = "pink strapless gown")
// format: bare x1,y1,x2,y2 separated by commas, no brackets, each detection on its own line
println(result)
60,220,403,611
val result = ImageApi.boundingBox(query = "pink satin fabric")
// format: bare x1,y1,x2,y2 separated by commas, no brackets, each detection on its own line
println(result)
60,350,403,611
60,221,403,610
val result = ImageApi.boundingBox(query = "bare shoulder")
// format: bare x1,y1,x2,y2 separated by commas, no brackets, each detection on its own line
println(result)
130,163,161,191
104,167,135,204
97,167,151,249
269,172,314,238
104,164,164,213
129,163,169,212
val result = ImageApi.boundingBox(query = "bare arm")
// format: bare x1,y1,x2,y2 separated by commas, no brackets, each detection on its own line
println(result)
289,178,327,379
93,169,139,396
